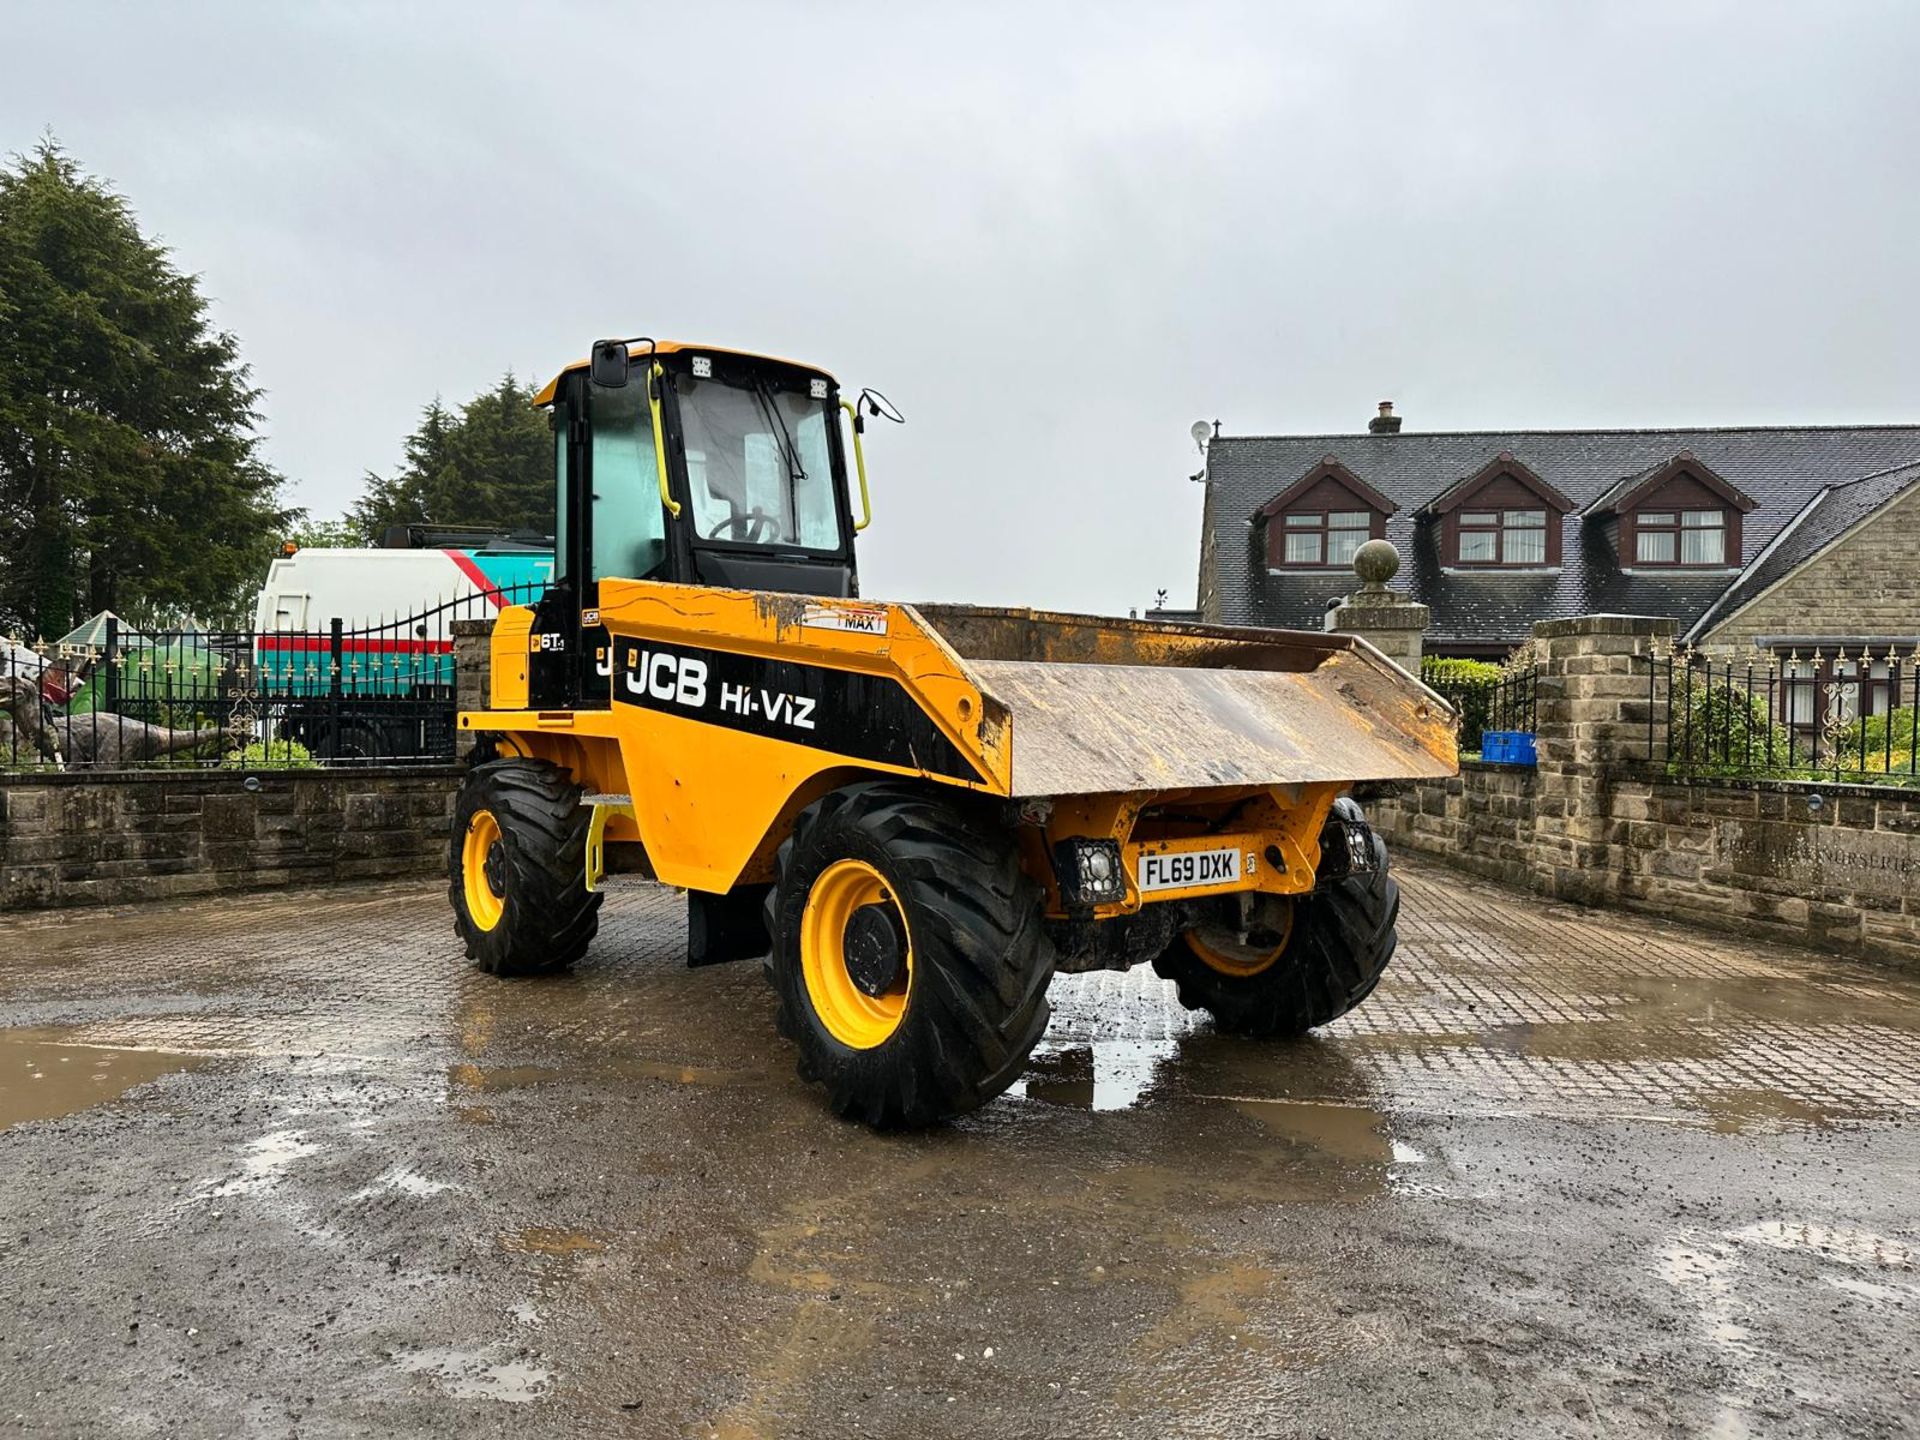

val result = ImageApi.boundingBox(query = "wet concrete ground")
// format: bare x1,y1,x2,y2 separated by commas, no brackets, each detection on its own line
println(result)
1,855,1916,1438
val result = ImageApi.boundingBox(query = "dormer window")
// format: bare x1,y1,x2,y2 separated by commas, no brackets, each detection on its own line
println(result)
1283,509,1372,567
1581,452,1753,570
1253,458,1398,571
1634,509,1726,566
1458,508,1547,565
1418,453,1570,570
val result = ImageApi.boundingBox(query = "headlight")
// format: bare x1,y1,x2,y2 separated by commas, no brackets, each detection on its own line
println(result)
1053,838,1127,908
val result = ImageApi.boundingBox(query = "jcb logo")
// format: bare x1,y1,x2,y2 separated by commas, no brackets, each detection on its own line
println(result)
615,642,820,735
623,648,708,709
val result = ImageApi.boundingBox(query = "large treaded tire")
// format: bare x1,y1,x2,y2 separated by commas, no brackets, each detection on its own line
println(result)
450,757,602,976
1152,801,1399,1037
763,782,1054,1129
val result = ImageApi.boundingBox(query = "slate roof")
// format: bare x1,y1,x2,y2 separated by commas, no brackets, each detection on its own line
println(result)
1198,424,1920,648
1683,458,1920,641
1577,460,1668,517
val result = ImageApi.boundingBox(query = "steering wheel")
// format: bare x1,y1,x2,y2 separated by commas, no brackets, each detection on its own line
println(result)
713,510,779,544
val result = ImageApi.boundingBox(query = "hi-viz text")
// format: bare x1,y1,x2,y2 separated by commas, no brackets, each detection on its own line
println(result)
608,638,987,781
619,646,815,730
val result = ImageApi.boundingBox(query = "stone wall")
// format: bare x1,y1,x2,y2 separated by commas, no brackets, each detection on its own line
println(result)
1373,769,1920,969
1612,778,1920,960
0,767,458,911
1368,612,1920,970
1700,478,1920,655
452,618,491,760
1368,761,1538,885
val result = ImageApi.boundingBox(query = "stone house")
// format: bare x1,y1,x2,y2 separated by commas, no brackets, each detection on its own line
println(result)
1192,405,1920,723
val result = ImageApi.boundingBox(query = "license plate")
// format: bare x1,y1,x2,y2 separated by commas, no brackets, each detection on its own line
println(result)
1137,846,1241,894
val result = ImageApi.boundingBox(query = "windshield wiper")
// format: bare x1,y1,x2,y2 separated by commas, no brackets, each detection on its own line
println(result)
749,380,807,525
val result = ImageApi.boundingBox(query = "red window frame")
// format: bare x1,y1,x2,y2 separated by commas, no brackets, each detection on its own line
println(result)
1276,509,1375,569
1453,508,1549,567
1634,509,1728,567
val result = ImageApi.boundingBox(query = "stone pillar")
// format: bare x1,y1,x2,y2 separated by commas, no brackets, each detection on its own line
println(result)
1325,540,1430,674
1527,614,1673,903
451,619,492,761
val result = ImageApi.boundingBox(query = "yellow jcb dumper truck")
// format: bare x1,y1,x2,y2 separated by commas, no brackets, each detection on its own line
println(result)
452,338,1456,1127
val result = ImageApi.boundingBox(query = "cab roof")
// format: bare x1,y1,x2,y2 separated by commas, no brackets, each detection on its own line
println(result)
532,340,836,408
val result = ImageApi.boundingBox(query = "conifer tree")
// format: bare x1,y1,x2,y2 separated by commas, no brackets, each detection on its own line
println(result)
0,137,290,634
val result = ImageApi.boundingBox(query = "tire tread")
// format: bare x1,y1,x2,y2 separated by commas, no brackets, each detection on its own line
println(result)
763,782,1053,1128
449,757,602,976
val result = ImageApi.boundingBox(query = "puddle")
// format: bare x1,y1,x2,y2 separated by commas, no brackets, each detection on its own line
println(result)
1694,1088,1838,1135
449,1057,752,1100
1658,1241,1753,1353
1232,1099,1393,1166
622,1058,752,1086
450,1063,558,1094
206,1130,319,1198
1010,1026,1397,1122
0,1026,206,1129
1731,1220,1913,1270
392,1345,553,1403
1004,1029,1428,1202
1015,1037,1177,1111
352,1167,459,1200
500,1227,609,1259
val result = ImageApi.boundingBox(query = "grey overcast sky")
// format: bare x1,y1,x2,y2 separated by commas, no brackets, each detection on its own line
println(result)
5,2,1918,613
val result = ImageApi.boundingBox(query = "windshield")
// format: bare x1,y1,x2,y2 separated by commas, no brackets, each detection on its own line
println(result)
673,372,841,550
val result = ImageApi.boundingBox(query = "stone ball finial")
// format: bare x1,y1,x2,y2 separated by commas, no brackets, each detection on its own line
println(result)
1352,538,1400,591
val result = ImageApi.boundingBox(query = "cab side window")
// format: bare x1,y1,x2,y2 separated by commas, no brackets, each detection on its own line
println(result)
589,383,668,582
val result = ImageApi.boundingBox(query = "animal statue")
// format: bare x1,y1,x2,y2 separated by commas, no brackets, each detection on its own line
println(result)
0,674,62,765
52,710,232,767
3,647,242,769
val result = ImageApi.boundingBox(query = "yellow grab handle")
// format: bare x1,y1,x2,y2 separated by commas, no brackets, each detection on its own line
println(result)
840,398,872,532
649,362,680,517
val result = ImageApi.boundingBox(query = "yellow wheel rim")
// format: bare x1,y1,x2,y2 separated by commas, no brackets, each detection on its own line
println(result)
462,809,506,932
800,859,912,1050
1186,903,1294,979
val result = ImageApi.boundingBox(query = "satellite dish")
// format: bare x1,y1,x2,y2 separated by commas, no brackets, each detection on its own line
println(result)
1189,419,1212,452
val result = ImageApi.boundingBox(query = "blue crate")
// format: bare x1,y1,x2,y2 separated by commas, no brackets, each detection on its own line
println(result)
1479,730,1537,766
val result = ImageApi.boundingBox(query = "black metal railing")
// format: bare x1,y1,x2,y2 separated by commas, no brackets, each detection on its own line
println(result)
1,581,545,774
1422,663,1538,759
1646,648,1920,785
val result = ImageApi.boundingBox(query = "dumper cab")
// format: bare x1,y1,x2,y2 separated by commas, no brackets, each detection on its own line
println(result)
455,336,1459,1130
524,339,880,710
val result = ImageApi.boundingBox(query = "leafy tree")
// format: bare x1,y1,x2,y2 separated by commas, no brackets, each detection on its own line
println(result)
351,375,551,538
282,515,366,550
0,137,291,636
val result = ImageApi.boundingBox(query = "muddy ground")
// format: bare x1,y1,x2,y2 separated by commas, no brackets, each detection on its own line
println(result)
1,855,1916,1438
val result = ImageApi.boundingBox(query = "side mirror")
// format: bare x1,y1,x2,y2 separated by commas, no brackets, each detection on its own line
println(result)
589,339,630,388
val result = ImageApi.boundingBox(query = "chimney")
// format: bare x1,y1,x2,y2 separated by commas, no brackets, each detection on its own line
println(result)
1368,400,1402,435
